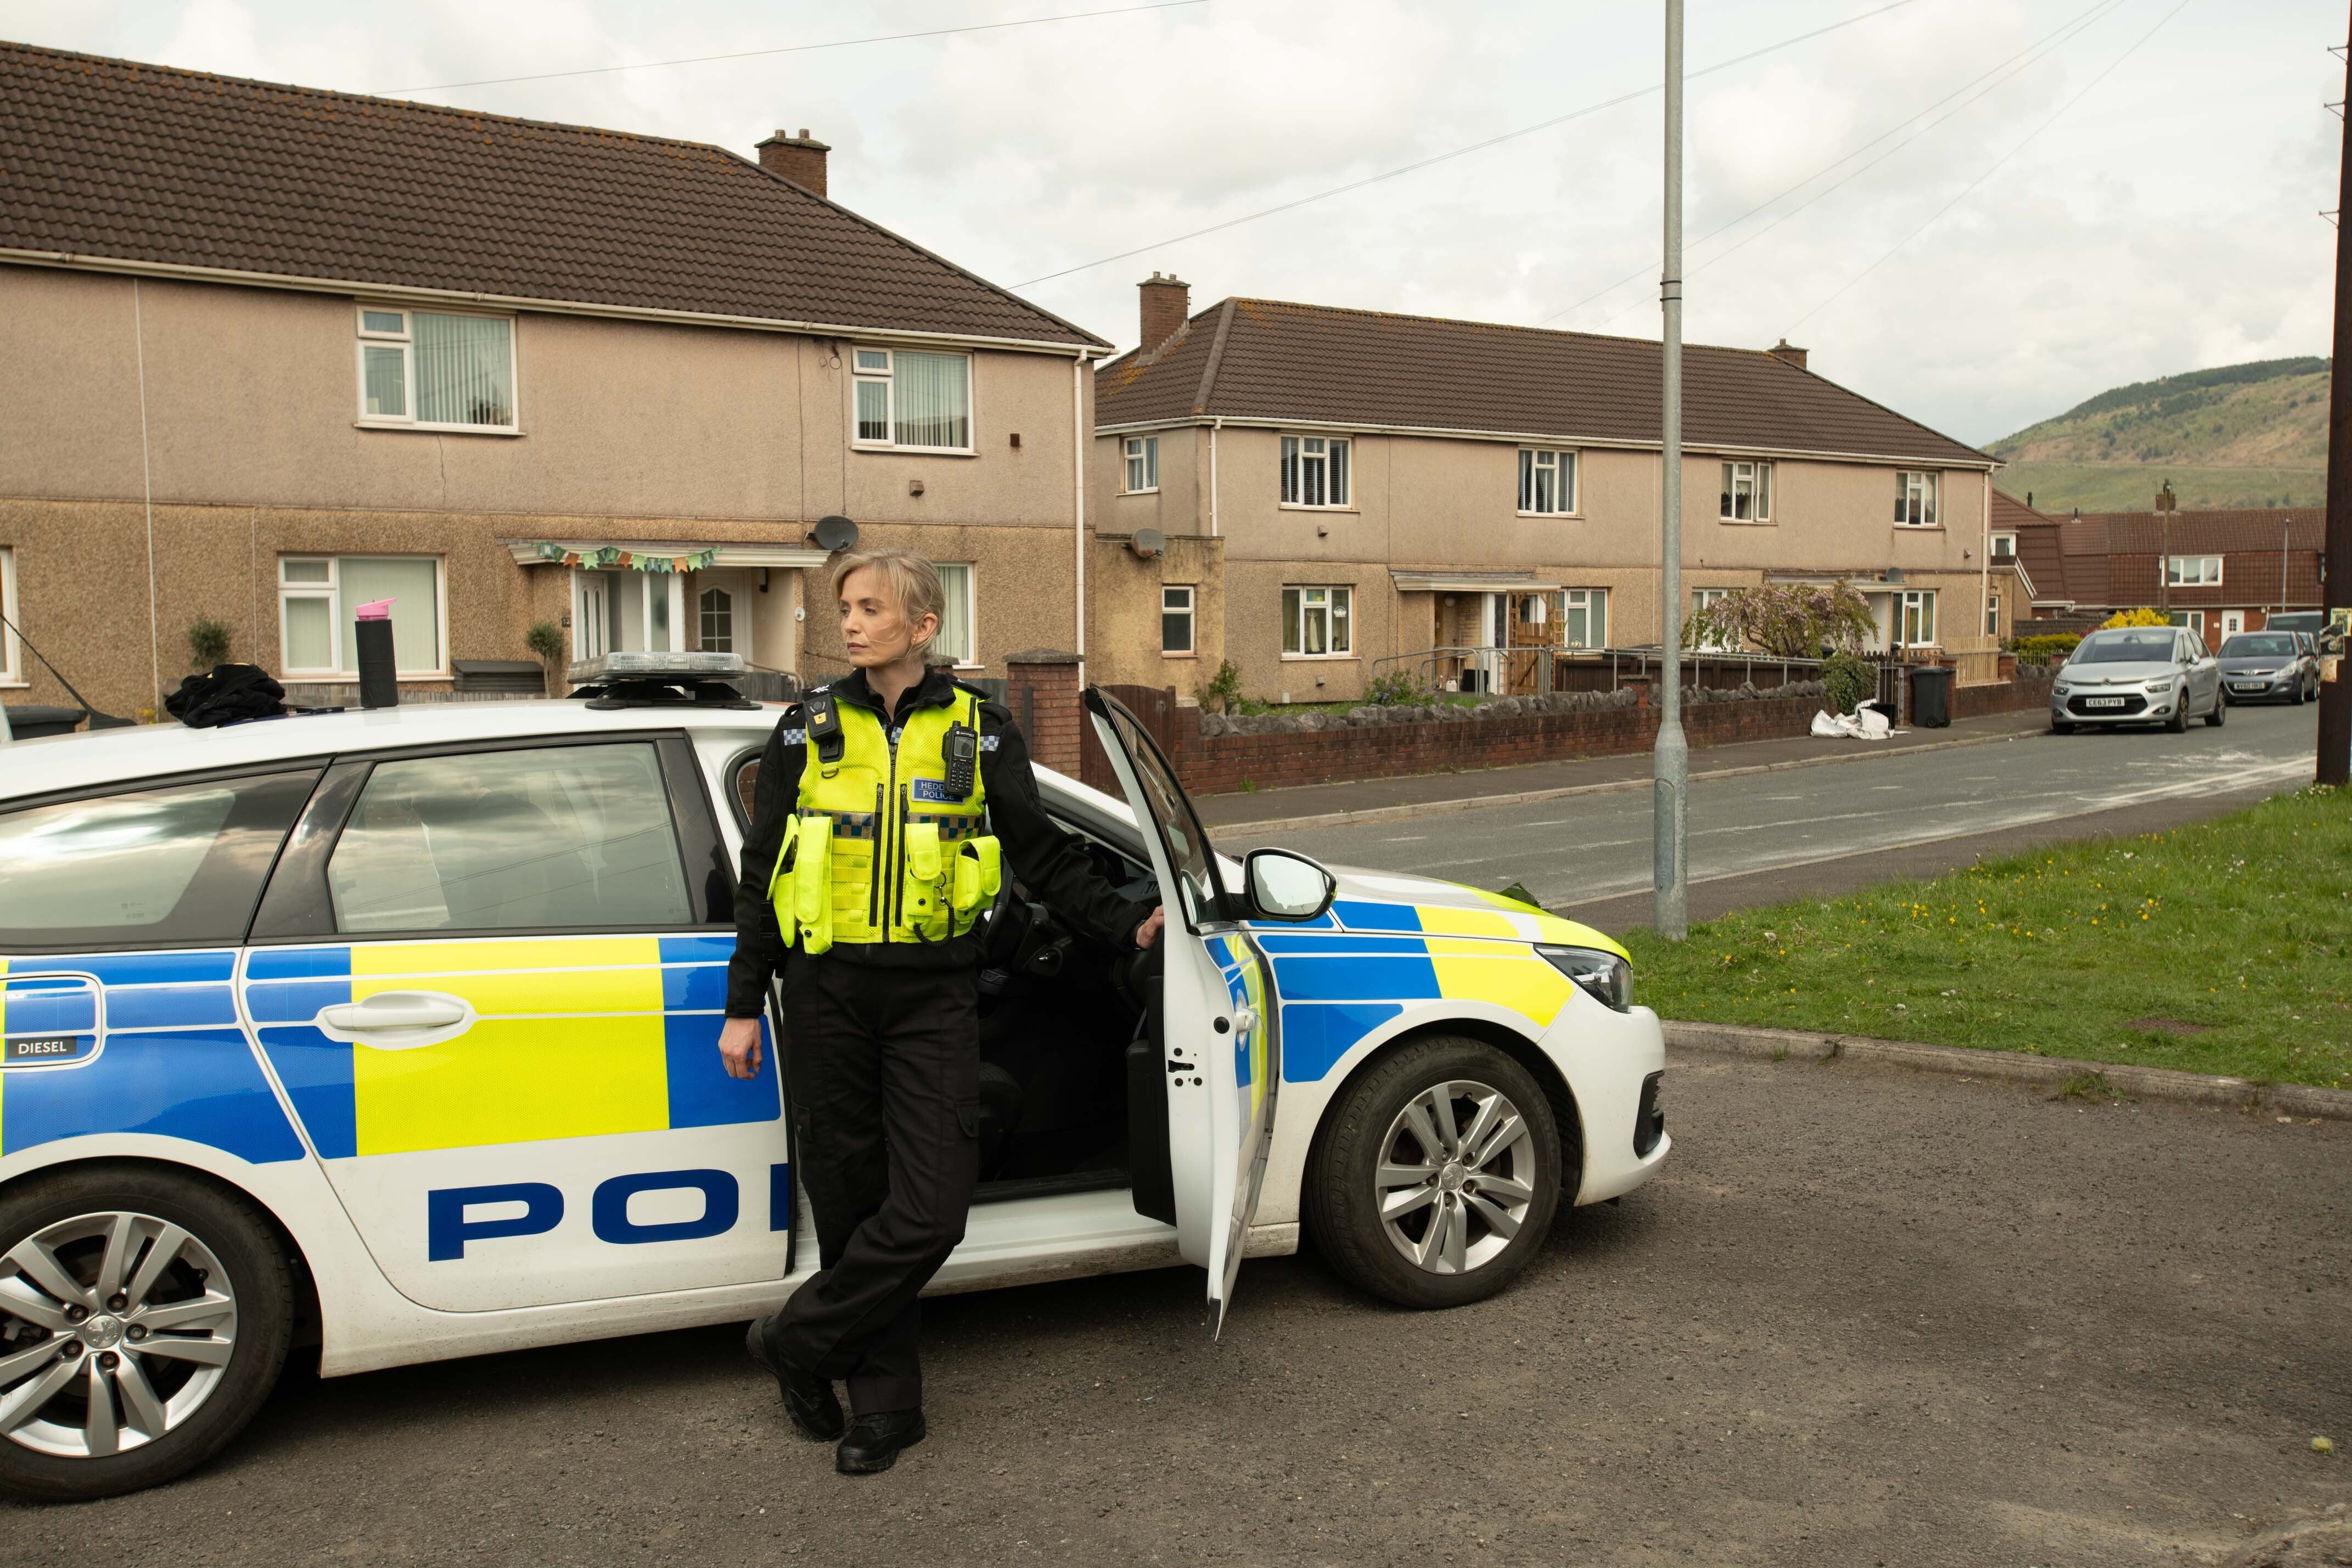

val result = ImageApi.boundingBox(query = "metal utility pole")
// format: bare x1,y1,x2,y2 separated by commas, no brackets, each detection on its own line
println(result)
2322,8,2352,786
2156,480,2176,616
1653,0,1689,938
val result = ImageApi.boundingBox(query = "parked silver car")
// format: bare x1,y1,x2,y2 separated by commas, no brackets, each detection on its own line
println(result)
2050,626,2225,733
2216,631,2319,705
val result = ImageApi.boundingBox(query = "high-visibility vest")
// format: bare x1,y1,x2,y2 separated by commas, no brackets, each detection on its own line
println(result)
767,686,1002,955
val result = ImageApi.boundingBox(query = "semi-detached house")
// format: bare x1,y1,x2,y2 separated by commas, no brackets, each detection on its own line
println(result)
0,41,1111,721
1090,277,2022,705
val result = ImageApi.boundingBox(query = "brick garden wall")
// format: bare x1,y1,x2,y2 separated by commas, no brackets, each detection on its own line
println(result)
1951,667,2052,722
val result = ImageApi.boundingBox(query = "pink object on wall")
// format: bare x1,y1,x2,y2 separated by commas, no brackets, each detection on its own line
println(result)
355,599,395,621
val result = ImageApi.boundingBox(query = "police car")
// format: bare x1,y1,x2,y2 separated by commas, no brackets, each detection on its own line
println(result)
0,661,1668,1500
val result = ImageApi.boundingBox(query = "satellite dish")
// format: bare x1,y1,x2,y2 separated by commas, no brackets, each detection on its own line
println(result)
811,515,860,553
1130,528,1165,560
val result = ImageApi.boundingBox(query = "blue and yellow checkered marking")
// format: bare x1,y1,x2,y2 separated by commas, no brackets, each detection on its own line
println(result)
0,953,302,1165
1250,896,1622,1082
247,935,776,1160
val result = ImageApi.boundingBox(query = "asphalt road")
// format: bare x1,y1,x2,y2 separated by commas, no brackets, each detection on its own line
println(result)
14,1052,2347,1565
1219,702,2325,921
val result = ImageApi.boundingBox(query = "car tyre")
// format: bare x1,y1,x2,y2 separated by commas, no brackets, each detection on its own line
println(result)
2292,678,2307,706
2050,719,2074,735
2165,701,2189,733
0,1165,294,1503
2205,689,2227,727
1305,1036,1564,1311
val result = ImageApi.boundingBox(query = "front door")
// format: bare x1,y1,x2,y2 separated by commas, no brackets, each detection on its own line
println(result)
1084,690,1277,1337
237,735,786,1312
576,576,609,661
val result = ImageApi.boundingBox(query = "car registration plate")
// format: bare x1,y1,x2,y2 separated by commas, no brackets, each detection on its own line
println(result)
2084,696,2126,708
2231,681,2265,691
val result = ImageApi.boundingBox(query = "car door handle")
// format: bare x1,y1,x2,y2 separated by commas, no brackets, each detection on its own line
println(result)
314,992,475,1050
1231,1007,1258,1036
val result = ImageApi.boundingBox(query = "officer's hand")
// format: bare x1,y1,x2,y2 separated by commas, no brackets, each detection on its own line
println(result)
718,1015,765,1080
1135,907,1166,949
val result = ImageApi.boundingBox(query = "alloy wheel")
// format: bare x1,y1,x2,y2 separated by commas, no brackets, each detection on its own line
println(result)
1373,1079,1540,1275
0,1212,238,1459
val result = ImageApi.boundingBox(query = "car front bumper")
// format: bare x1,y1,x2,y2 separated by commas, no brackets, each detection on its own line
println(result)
2053,688,2185,724
1550,1001,1671,1205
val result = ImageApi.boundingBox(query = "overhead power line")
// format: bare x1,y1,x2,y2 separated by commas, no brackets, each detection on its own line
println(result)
1538,0,2130,330
1009,0,1925,289
1786,0,2197,334
388,0,1205,95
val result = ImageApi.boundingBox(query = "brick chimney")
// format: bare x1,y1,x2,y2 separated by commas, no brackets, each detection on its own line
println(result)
756,128,831,197
1766,338,1808,372
1138,272,1191,355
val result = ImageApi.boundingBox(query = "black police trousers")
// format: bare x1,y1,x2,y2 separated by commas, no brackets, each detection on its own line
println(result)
771,953,979,1416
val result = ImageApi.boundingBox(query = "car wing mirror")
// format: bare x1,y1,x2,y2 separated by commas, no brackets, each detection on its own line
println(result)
1243,848,1337,923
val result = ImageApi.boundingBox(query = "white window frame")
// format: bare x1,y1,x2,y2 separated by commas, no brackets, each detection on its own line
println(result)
1279,435,1351,509
1161,584,1195,655
697,585,737,655
2182,610,2205,637
1898,588,1938,648
569,571,687,661
850,346,976,455
2166,554,2224,587
1990,531,2018,561
0,546,19,687
1719,460,1772,522
1282,585,1353,657
353,304,519,434
1689,587,1733,653
934,562,978,668
1985,590,2001,638
1560,587,1608,649
278,554,450,678
1518,448,1579,516
1894,470,1939,527
1124,435,1160,494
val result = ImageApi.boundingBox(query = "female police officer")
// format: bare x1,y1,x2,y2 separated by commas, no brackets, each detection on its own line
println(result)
717,549,1162,1475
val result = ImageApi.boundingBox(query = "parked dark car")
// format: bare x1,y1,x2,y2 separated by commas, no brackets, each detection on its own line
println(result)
2216,631,2320,705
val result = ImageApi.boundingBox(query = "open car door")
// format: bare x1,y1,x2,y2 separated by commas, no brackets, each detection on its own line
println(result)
1085,689,1278,1337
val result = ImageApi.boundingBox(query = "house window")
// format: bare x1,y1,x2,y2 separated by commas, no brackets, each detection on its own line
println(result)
1518,449,1578,515
2166,555,2223,587
2182,610,2206,637
1279,436,1350,507
1894,471,1939,527
1985,591,2001,637
1719,461,1772,521
0,546,18,685
1990,531,2017,561
279,555,445,677
573,571,687,659
934,563,976,665
355,306,517,431
1124,436,1160,493
698,587,734,654
852,347,972,451
1560,588,1608,649
1899,589,1937,648
1282,585,1352,656
1161,585,1195,654
1689,587,1733,652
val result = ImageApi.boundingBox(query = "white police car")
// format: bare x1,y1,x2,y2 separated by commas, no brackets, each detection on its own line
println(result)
0,666,1668,1499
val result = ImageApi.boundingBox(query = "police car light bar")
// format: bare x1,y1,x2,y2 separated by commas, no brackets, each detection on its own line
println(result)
565,651,747,684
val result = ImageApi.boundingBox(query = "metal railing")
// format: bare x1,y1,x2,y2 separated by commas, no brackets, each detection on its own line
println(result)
1370,644,1838,699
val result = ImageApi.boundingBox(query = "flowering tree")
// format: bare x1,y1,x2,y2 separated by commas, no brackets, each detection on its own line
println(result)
2100,608,2171,629
1682,580,1878,658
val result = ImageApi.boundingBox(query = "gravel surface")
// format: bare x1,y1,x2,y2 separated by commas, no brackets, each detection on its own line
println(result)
15,1052,2348,1565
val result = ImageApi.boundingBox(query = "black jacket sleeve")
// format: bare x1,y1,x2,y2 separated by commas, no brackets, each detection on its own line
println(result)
980,703,1153,951
724,708,807,1018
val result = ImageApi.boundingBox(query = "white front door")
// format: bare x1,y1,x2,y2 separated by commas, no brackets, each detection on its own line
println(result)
1085,690,1278,1338
576,576,609,661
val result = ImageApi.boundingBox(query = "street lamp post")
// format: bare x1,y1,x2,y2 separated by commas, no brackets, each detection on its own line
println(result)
2156,480,2175,617
1653,0,1689,940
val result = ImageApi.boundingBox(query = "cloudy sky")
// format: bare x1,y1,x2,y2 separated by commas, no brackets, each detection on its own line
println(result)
5,0,2342,444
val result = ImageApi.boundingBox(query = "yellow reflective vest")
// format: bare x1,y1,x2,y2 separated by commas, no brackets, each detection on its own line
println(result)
766,685,1003,955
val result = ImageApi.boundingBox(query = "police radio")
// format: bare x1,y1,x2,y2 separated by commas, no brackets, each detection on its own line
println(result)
942,721,979,799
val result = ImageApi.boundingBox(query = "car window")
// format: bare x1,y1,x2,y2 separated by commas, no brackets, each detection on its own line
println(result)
0,771,317,949
2074,631,2177,663
1101,701,1221,928
326,743,691,934
2221,635,2295,657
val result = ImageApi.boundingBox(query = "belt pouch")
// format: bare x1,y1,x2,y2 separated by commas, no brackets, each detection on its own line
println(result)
902,821,942,925
952,836,1003,913
793,815,834,952
766,817,802,948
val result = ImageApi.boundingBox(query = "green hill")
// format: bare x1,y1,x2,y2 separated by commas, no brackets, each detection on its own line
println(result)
1989,357,2329,515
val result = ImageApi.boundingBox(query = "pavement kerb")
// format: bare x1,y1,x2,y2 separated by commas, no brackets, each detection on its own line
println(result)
1211,723,2042,839
1664,1019,2352,1122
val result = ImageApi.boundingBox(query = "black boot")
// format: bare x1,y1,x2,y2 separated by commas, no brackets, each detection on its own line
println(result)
745,1314,844,1442
835,1409,927,1475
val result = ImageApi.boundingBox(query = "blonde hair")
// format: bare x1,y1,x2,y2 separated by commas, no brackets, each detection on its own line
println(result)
830,549,947,659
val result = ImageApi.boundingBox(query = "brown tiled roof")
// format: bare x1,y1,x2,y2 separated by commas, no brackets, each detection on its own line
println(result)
2035,508,2327,609
1991,491,2067,600
1097,297,1988,465
0,41,1103,347
2073,508,2323,556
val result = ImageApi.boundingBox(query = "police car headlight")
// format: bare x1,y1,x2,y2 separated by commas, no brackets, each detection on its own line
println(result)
1538,945,1631,1012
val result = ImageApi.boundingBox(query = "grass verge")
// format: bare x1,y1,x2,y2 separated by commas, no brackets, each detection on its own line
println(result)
1621,786,2352,1089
